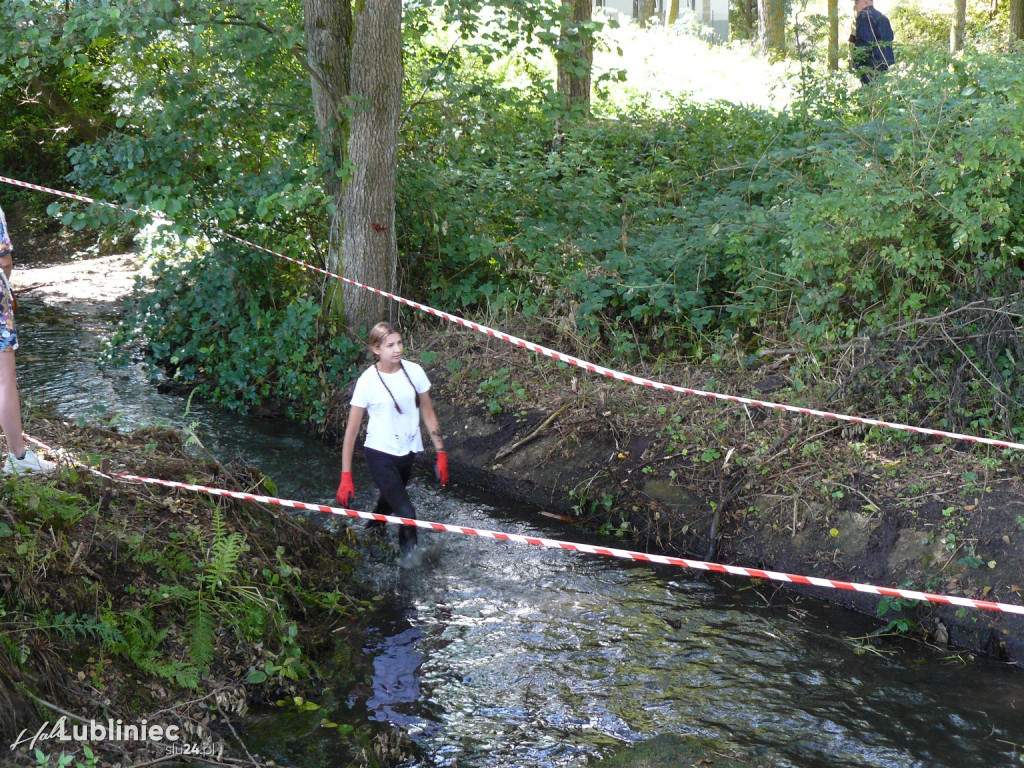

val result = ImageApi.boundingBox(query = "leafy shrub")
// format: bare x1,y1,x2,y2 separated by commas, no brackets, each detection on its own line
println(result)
109,233,361,423
398,41,1024,434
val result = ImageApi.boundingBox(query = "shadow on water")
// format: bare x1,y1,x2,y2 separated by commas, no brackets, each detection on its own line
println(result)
15,298,1024,768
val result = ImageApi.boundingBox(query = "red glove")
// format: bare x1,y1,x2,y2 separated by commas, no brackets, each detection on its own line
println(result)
336,472,355,506
435,451,449,487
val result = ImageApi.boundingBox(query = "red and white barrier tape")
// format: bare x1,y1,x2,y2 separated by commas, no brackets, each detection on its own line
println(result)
0,175,134,213
224,236,1024,453
19,432,1024,617
4,172,1024,452
9,174,1024,616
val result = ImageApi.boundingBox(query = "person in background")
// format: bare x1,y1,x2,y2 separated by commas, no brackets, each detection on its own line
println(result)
0,204,57,474
850,0,895,85
337,322,447,557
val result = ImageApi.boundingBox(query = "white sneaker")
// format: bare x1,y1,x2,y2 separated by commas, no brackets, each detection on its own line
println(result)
3,448,58,475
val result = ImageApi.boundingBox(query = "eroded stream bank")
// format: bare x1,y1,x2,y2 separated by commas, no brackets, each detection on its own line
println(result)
5,229,1024,767
368,331,1024,666
11,203,1024,665
1,419,395,767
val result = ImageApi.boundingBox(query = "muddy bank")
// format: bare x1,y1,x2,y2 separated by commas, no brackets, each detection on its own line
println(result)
361,329,1024,666
7,208,1021,668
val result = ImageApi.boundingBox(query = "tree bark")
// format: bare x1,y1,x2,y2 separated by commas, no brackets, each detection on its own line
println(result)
303,0,352,323
761,0,782,58
341,0,403,327
556,0,593,114
758,0,785,58
666,0,679,27
951,0,967,54
827,0,839,71
1012,0,1024,40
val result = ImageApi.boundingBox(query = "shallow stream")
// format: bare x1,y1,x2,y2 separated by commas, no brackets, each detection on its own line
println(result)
16,296,1024,768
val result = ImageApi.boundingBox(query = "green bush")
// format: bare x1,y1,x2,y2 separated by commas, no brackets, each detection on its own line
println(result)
109,235,361,423
397,42,1024,434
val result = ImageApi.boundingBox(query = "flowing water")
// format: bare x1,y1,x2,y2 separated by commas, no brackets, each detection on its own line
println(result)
16,296,1024,768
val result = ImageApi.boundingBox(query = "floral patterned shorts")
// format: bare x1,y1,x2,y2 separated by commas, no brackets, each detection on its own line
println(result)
0,272,18,352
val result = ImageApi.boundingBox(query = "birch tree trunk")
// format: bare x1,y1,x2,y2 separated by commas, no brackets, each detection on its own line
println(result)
951,0,967,54
341,0,403,327
303,0,351,323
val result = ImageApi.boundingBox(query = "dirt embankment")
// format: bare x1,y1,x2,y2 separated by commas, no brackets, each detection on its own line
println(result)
368,328,1024,665
4,201,143,314
8,205,1022,667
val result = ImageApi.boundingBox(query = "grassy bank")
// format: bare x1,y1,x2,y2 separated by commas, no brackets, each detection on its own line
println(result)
0,415,398,767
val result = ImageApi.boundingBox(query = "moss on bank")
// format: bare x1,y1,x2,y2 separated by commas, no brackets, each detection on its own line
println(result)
0,416,392,767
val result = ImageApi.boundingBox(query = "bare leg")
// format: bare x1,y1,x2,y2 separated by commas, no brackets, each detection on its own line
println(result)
0,349,25,458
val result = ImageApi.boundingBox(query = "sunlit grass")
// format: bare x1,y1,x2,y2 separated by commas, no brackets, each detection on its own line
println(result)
593,13,800,111
591,0,963,112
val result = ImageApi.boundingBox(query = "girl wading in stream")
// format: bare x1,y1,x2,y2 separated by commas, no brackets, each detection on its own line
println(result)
337,322,448,557
0,204,56,475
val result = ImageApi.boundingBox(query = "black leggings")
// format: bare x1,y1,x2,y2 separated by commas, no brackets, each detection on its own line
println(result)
365,447,417,553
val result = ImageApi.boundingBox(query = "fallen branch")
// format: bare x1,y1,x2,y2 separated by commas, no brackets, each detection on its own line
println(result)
494,402,571,462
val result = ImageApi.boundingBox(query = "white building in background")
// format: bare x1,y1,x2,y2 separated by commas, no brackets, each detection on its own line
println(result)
595,0,729,41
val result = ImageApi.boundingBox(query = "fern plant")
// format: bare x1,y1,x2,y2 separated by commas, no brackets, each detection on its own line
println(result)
201,508,247,591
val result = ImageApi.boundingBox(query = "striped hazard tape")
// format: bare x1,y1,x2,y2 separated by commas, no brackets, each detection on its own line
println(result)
9,174,1024,618
223,234,1024,453
4,172,1024,452
19,431,1024,617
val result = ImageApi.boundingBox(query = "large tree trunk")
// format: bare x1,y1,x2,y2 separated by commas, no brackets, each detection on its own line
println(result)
827,0,839,70
556,0,593,114
951,0,967,53
1012,0,1024,40
303,0,352,324
758,0,785,58
341,0,403,327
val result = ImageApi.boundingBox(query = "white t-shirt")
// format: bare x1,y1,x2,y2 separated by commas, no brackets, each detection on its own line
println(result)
351,361,432,456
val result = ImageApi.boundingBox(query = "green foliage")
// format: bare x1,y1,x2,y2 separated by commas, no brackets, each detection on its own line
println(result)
400,41,1024,433
108,235,362,422
6,0,1024,444
876,595,920,634
4,480,89,529
0,91,74,194
476,367,526,414
36,612,122,645
28,744,99,768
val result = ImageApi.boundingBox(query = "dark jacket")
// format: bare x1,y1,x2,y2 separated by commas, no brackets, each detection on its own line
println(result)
853,6,895,71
